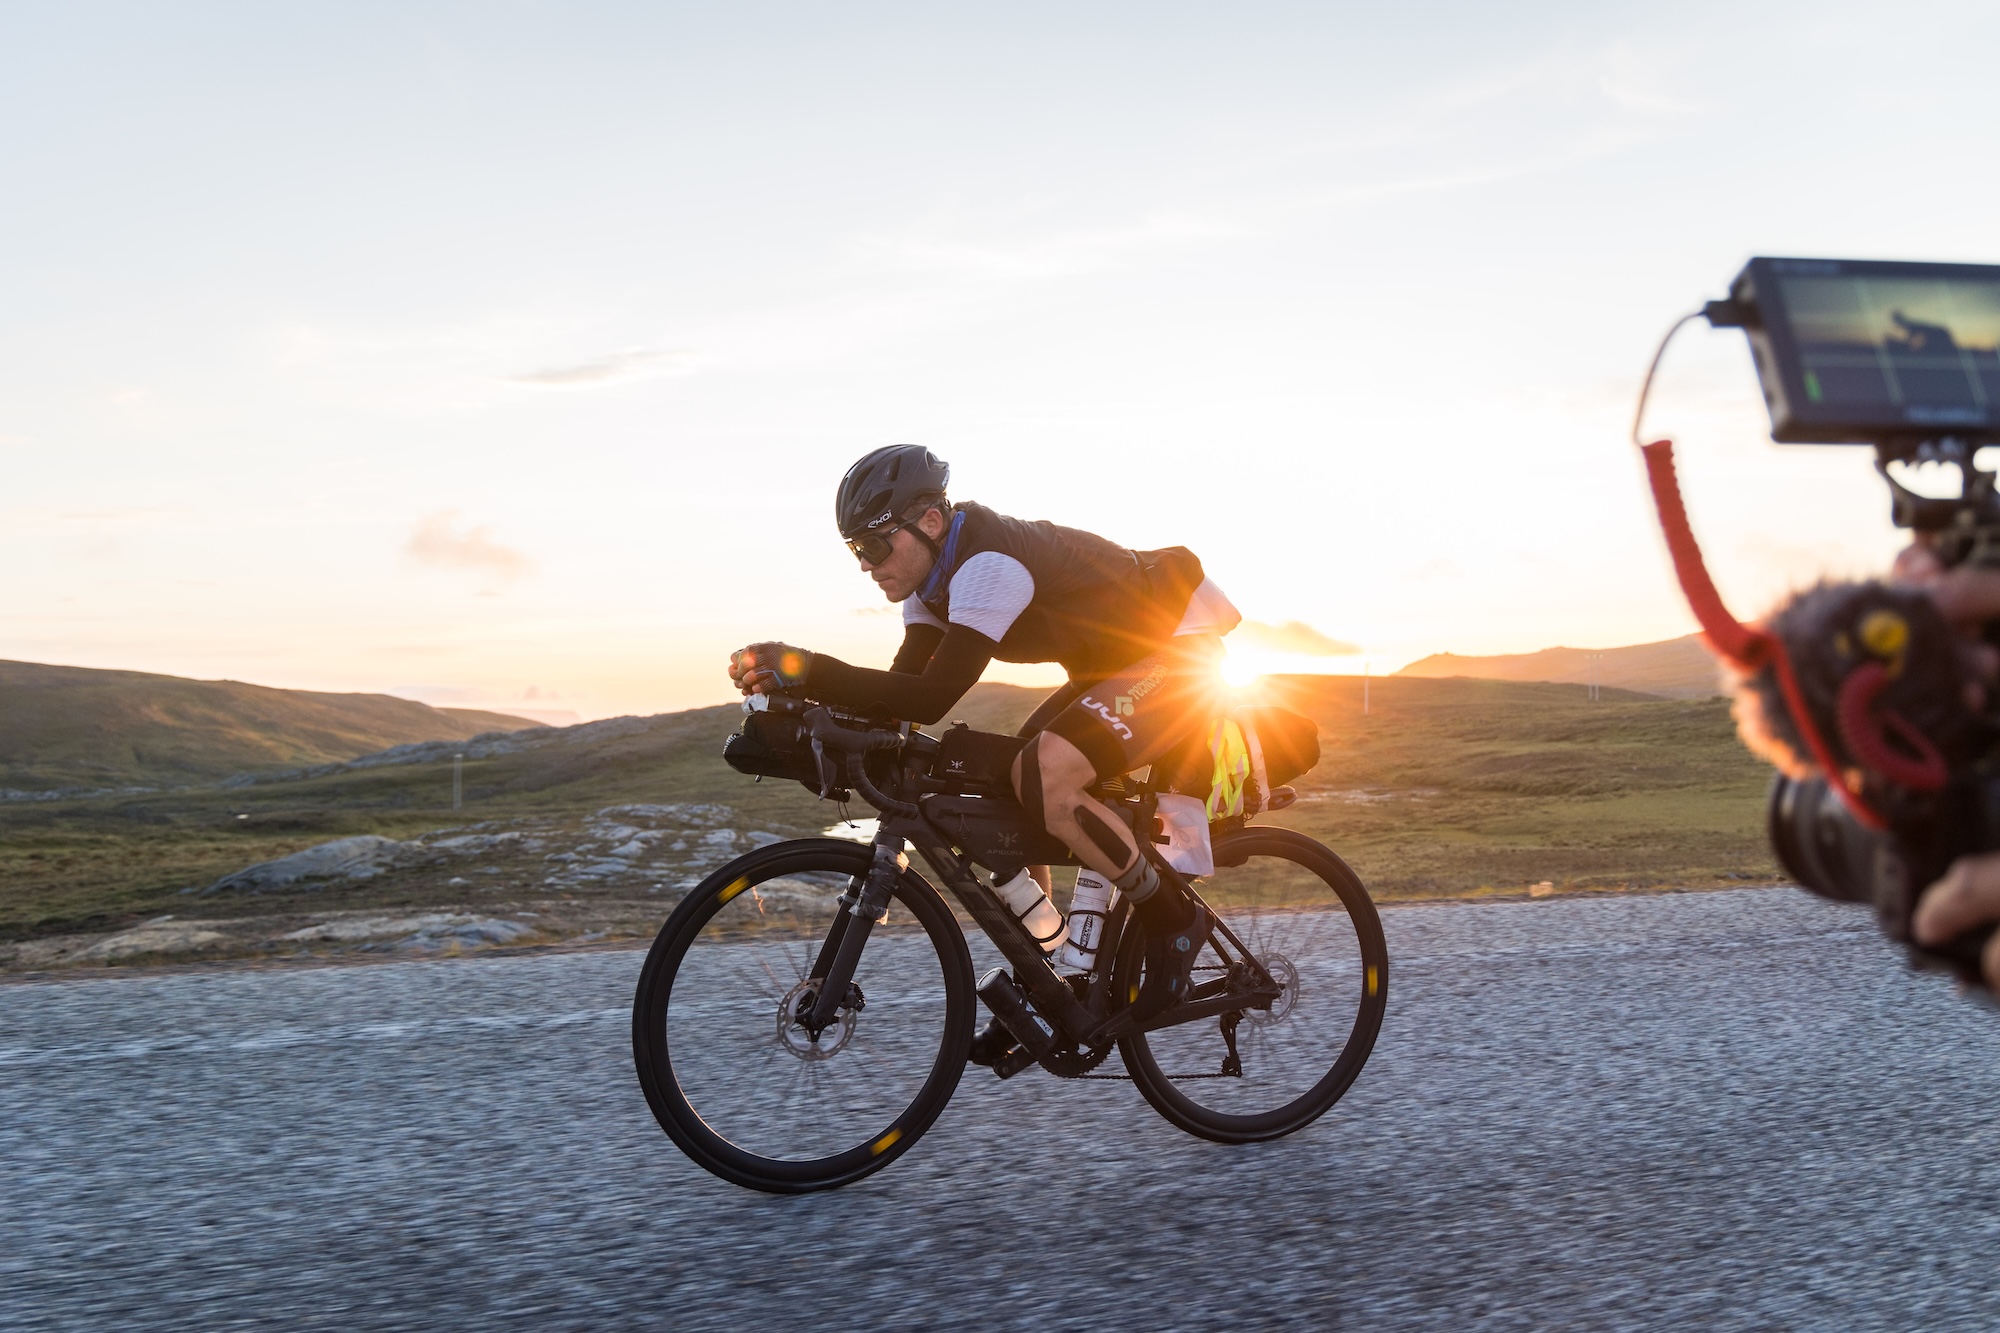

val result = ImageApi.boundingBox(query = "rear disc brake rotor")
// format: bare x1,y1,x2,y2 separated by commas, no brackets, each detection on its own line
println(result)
1244,952,1299,1026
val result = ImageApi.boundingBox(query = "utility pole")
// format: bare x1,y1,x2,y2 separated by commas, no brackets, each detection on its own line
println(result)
453,753,464,810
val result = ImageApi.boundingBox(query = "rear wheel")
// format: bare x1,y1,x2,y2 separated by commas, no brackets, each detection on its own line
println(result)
1116,826,1387,1143
632,838,976,1193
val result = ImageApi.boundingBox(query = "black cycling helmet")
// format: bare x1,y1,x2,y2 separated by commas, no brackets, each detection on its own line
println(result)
836,445,950,540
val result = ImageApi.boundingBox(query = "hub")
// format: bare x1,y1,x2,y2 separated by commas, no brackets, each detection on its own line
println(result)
775,978,858,1060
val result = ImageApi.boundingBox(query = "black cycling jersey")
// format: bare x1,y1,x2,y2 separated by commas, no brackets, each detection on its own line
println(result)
801,501,1215,725
915,502,1206,676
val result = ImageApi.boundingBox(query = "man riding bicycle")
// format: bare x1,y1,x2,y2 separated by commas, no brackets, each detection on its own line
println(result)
729,444,1242,1041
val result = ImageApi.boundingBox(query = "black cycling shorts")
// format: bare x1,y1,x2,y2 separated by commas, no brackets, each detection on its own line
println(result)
1031,636,1224,781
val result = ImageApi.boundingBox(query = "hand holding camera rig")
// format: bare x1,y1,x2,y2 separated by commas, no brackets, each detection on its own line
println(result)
1638,257,2000,991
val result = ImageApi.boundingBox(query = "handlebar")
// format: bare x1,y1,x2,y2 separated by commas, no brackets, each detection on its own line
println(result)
803,707,920,817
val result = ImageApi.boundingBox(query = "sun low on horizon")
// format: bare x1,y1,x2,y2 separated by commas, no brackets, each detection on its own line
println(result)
3,2,1989,721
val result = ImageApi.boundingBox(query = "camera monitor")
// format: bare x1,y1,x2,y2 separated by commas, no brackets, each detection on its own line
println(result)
1724,257,2000,444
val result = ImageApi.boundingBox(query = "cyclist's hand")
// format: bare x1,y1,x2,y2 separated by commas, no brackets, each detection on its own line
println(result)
1913,850,2000,990
730,642,815,695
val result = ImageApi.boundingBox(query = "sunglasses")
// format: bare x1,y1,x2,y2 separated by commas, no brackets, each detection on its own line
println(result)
845,524,905,565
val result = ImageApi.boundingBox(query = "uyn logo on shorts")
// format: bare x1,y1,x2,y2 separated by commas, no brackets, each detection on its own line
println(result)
1079,695,1135,741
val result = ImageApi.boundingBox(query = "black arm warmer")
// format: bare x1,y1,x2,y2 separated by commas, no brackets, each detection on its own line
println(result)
888,621,945,675
805,623,997,724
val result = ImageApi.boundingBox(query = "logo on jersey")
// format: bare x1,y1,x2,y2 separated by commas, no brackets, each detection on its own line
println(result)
1079,695,1135,741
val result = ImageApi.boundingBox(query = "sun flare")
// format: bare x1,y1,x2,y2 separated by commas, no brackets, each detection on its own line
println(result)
1220,643,1368,687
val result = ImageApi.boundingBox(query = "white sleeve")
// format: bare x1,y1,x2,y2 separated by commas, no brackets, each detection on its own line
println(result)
944,552,1035,642
902,596,947,631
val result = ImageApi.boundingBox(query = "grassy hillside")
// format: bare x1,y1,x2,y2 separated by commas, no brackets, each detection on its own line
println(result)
0,660,542,792
1396,634,1722,700
0,676,1781,969
1254,673,1770,896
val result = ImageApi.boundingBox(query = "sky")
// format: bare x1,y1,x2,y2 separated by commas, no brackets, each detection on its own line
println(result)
7,1,2000,722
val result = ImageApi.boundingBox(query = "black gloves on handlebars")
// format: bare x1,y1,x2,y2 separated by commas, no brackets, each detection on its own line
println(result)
733,642,816,694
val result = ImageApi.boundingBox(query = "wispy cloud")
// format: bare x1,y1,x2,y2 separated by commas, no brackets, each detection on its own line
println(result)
1235,620,1360,657
404,511,533,588
504,347,689,389
867,210,1241,282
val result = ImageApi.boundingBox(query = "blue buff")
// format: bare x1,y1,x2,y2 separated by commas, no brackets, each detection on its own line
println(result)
915,509,967,610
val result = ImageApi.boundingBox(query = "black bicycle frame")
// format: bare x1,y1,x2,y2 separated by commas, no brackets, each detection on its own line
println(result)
787,706,1282,1063
796,817,1280,1070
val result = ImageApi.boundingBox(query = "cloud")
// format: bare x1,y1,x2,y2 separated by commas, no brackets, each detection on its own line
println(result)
873,211,1241,282
504,347,688,388
1234,620,1361,657
404,511,533,586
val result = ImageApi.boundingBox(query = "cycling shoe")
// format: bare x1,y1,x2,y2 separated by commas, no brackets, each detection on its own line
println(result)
966,1018,1017,1067
1129,904,1211,1022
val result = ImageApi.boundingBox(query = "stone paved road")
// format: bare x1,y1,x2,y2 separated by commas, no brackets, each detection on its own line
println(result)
7,888,2000,1331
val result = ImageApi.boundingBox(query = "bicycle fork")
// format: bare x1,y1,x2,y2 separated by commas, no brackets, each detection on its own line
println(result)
799,830,906,1035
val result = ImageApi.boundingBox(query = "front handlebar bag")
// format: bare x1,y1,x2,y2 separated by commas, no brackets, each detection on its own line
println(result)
722,710,824,787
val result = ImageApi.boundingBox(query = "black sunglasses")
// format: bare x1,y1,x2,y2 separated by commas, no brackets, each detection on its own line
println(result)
845,524,904,565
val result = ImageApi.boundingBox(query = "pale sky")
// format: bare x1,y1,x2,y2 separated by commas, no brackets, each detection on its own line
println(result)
6,2,1999,721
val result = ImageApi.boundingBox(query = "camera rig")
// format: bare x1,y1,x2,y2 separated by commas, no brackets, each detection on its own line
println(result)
1697,256,2000,565
1629,258,2000,818
1633,256,2000,985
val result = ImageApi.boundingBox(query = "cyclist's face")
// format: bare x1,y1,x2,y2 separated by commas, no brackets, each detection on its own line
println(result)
858,508,946,601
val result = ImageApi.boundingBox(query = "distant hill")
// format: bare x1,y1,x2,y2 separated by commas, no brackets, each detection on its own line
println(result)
0,660,543,792
1,675,1777,956
1395,634,1722,700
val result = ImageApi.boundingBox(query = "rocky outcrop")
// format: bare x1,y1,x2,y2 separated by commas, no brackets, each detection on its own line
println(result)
202,835,407,894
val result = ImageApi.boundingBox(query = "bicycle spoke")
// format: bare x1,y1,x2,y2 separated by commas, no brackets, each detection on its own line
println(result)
1120,828,1386,1140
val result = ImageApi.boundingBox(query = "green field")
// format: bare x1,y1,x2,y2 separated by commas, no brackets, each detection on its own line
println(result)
0,676,1780,970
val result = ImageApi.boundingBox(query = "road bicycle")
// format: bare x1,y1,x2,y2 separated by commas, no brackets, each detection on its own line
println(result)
632,698,1387,1193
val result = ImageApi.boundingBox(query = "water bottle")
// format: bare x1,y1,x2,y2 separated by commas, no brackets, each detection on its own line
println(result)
1056,869,1118,972
993,869,1067,952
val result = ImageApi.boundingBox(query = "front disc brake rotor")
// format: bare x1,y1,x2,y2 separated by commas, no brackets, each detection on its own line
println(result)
775,978,858,1060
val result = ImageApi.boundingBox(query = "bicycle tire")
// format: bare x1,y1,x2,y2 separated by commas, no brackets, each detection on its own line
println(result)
1116,826,1387,1143
632,837,976,1193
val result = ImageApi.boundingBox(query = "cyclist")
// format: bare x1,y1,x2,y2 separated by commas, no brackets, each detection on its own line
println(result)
729,444,1242,1033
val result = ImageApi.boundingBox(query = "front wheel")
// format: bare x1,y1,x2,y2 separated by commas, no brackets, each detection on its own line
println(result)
1116,826,1387,1143
632,838,976,1193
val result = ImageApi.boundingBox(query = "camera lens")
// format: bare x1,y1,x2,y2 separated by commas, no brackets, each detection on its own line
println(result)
1767,774,1884,906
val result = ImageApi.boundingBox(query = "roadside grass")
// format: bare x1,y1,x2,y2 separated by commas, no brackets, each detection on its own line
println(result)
0,676,1779,966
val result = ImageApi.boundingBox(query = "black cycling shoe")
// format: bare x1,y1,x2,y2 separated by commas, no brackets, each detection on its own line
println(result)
966,1018,1018,1067
1129,904,1212,1022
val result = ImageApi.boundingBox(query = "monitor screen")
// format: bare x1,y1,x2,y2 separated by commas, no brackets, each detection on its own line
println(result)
1736,257,2000,442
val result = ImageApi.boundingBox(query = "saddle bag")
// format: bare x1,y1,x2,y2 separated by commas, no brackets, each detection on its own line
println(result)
1162,704,1321,820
